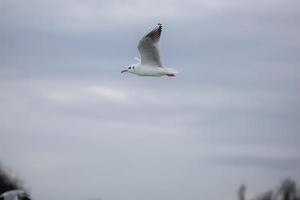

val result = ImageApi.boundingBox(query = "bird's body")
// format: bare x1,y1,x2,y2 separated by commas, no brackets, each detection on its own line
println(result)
127,63,176,77
131,64,165,77
121,23,178,77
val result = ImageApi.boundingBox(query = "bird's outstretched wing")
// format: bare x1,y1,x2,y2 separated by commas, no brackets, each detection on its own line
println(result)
138,23,163,67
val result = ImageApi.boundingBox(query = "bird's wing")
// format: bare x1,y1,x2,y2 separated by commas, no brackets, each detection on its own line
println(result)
138,23,163,67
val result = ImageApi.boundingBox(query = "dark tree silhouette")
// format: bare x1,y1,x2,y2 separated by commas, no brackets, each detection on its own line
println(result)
0,164,23,194
279,178,297,200
238,184,246,200
238,178,299,200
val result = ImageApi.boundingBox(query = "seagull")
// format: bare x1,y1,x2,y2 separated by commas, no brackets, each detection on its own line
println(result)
121,23,178,77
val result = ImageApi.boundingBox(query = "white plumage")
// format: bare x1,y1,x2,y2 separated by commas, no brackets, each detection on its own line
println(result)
121,23,178,77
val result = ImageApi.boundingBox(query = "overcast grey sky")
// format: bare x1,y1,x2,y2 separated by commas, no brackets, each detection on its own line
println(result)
1,0,300,200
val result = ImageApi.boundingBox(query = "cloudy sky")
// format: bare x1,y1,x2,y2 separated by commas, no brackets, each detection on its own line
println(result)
1,0,300,200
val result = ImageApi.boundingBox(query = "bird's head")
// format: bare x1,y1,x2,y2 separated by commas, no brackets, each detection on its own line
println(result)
121,65,135,74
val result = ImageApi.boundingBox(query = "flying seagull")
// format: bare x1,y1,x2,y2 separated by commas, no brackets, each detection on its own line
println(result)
121,23,178,77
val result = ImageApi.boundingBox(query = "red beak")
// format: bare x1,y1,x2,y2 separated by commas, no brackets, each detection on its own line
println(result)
121,69,128,73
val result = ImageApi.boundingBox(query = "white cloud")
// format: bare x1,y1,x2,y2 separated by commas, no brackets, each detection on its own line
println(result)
86,85,130,103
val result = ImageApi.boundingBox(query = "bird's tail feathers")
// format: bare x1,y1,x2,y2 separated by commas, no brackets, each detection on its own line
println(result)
165,68,179,74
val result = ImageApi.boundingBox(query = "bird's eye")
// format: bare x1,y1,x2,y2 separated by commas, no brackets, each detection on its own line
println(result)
129,67,131,69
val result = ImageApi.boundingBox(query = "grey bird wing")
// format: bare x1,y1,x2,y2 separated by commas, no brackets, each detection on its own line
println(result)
137,23,163,67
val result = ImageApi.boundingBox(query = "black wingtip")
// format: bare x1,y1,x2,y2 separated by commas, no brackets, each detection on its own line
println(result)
157,23,162,33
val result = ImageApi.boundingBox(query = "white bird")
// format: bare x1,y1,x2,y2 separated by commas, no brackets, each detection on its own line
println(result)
121,23,178,77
